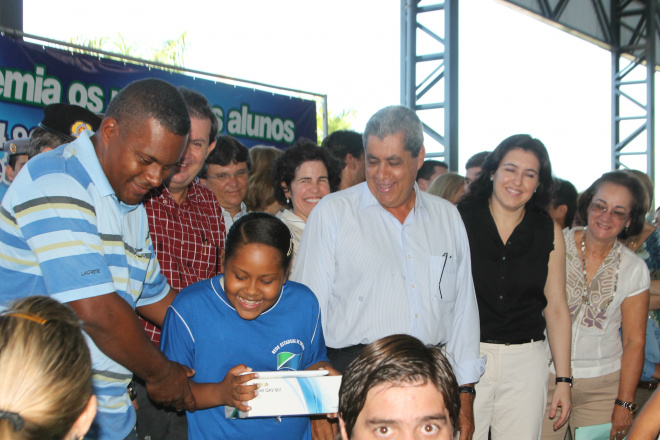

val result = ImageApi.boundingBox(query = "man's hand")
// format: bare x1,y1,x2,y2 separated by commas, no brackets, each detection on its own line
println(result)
145,360,196,412
610,404,633,440
458,391,475,440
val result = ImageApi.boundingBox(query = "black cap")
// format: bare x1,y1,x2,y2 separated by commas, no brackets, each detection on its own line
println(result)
39,104,102,143
1,138,30,157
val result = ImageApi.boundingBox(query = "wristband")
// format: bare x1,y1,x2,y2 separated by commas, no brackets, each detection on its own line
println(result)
458,386,476,395
555,376,573,387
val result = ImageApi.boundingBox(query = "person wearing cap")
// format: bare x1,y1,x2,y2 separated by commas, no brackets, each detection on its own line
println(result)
0,79,196,440
28,103,102,159
2,138,29,184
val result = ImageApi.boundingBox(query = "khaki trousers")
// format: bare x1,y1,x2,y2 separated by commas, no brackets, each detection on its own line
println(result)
473,341,549,440
541,370,620,440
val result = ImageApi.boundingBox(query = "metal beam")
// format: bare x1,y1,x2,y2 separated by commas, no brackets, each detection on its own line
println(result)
498,0,657,180
400,0,459,171
611,0,657,182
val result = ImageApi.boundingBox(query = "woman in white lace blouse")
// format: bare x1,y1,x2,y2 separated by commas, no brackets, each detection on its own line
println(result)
542,171,650,440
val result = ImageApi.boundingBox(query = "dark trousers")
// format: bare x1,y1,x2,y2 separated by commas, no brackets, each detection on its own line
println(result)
135,378,188,440
326,344,367,373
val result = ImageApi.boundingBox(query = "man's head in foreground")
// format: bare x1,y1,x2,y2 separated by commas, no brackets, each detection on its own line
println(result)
93,78,190,205
338,334,460,440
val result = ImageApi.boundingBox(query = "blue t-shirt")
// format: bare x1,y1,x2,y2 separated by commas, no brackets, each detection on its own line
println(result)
161,275,328,440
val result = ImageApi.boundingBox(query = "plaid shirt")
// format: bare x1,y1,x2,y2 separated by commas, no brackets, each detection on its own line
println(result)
141,180,226,344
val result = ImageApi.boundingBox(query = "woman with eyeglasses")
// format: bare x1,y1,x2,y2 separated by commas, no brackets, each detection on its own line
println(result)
271,139,341,277
541,171,650,440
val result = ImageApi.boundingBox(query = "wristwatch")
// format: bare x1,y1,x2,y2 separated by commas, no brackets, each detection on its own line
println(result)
458,386,476,395
555,376,573,387
614,398,638,413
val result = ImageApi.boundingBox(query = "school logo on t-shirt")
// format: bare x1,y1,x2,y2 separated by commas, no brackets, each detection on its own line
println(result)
277,352,301,370
271,338,305,370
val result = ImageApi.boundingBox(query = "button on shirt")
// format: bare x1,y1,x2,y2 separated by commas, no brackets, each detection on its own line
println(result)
292,182,484,385
141,180,226,345
458,200,554,343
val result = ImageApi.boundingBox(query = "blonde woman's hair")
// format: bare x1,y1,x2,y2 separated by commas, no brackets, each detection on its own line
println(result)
245,145,283,212
428,172,465,204
0,296,92,440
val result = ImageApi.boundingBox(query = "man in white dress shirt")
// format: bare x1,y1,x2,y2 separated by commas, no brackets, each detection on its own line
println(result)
292,105,484,440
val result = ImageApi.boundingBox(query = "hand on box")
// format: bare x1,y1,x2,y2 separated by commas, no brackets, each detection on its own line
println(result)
218,364,260,412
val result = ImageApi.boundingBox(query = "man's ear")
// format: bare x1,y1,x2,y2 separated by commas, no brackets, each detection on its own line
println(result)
339,416,350,440
6,164,16,182
345,153,358,171
97,116,120,152
416,145,426,170
206,139,217,158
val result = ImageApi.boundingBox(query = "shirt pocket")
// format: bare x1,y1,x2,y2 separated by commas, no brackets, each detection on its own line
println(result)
430,253,457,303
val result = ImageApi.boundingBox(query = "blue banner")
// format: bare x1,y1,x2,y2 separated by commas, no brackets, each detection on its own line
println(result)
0,34,317,190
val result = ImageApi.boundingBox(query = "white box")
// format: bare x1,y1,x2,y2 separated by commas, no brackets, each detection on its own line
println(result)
225,373,342,419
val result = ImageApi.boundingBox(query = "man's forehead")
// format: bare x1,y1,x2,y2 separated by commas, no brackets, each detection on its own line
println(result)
208,161,248,171
365,135,413,158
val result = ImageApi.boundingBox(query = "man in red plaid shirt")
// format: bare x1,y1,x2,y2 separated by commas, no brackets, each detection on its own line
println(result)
136,87,226,440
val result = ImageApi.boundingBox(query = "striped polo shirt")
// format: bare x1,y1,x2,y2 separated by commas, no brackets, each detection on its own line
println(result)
0,131,170,440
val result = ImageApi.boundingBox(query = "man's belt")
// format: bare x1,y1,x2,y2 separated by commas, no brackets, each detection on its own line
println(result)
637,380,658,391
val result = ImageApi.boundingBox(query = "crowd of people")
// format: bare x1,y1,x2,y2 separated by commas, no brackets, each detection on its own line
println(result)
0,77,659,440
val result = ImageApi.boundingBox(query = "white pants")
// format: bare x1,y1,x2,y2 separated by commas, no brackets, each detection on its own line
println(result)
473,341,549,440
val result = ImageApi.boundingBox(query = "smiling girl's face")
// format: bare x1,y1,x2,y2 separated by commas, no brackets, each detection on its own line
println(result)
223,243,287,320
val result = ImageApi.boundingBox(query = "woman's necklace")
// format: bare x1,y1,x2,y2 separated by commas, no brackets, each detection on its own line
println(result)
580,227,622,310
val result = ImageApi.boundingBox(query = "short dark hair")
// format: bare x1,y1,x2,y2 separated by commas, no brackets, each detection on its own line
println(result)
7,154,26,170
178,87,218,143
105,78,190,137
270,139,342,208
199,134,252,178
363,106,424,158
417,160,448,181
459,134,554,211
576,170,646,239
339,334,460,439
552,177,578,228
465,151,489,170
225,212,293,272
321,130,363,169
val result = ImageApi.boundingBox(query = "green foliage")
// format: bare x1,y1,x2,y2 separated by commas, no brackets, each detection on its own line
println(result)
66,32,188,68
316,106,358,144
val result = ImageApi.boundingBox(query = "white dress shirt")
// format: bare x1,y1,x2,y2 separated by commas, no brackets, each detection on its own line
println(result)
292,182,484,385
221,202,247,230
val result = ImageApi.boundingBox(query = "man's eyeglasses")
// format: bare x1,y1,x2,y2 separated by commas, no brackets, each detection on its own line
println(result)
588,202,629,221
205,169,248,182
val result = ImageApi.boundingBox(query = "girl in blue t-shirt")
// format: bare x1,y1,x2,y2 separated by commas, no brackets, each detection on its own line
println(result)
160,212,335,440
